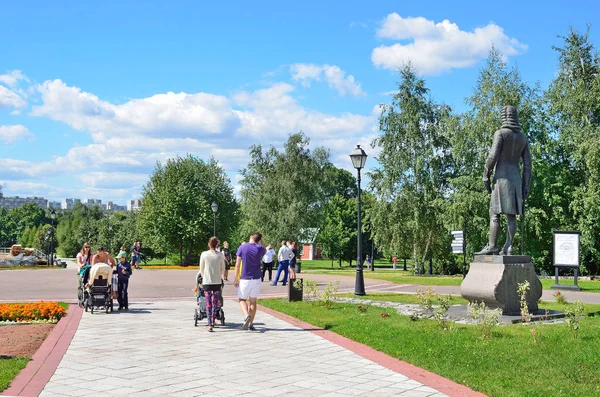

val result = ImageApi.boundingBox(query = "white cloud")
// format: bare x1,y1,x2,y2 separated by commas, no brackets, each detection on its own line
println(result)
31,79,241,137
5,77,377,202
371,13,527,74
0,85,27,110
0,70,28,87
290,64,366,97
233,83,373,141
0,125,34,144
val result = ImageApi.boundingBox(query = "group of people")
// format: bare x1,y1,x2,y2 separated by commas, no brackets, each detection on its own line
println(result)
76,243,134,311
260,240,298,286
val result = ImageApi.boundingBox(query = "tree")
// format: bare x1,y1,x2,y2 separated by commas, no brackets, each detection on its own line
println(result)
56,203,104,256
370,64,452,273
542,26,600,273
7,203,47,246
238,132,330,245
138,155,238,265
319,194,356,266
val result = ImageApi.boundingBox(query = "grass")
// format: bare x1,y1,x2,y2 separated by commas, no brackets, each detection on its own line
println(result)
261,295,600,397
0,358,29,392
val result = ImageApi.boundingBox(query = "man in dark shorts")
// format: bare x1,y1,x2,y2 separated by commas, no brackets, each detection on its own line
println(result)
234,232,265,331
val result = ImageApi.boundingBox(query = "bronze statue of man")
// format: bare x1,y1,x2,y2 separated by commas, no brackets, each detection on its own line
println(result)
477,105,532,255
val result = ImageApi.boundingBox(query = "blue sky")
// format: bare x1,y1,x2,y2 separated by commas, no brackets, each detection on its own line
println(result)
1,0,598,204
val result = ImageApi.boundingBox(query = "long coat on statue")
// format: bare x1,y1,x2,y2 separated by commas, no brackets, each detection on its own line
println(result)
483,117,532,216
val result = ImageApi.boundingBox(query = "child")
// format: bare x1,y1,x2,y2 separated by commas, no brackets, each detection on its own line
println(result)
116,252,132,310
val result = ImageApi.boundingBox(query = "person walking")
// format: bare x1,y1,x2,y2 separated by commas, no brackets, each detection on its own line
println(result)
222,241,232,281
289,241,298,280
365,254,371,270
234,232,265,331
116,252,132,310
200,237,226,332
261,243,276,282
130,241,142,269
273,240,294,286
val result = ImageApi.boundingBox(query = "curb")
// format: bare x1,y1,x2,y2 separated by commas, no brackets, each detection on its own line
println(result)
1,304,83,397
258,304,487,397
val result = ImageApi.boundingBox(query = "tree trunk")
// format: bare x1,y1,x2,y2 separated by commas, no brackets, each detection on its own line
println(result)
179,244,183,266
421,230,433,272
413,243,418,275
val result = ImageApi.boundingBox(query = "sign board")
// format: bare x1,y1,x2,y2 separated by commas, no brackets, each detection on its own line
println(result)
451,230,464,254
553,231,580,268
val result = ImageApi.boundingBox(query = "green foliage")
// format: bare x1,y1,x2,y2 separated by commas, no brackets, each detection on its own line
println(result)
238,132,335,245
553,290,568,304
541,27,600,273
517,280,531,323
370,64,452,273
319,280,340,309
56,203,104,256
318,194,355,265
138,155,238,265
564,300,585,339
303,279,319,300
468,301,501,339
416,287,451,328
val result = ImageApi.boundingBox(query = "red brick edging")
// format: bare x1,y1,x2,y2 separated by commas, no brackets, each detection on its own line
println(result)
258,304,487,397
2,304,83,397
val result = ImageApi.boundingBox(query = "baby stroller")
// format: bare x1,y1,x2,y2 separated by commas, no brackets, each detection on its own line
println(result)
194,273,225,327
77,264,92,308
85,275,114,314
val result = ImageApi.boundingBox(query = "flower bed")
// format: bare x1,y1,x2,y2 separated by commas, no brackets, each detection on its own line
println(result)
0,301,66,323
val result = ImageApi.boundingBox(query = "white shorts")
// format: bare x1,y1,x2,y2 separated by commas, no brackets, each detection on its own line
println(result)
238,279,261,300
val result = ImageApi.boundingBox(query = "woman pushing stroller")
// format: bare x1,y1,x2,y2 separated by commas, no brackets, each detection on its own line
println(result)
199,237,225,332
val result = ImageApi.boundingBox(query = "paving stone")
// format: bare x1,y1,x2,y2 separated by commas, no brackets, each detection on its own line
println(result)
39,299,448,396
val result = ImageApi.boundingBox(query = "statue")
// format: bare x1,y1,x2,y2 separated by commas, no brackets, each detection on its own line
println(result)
476,106,531,255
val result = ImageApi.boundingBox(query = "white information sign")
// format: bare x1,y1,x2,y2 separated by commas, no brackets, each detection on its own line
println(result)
553,231,580,268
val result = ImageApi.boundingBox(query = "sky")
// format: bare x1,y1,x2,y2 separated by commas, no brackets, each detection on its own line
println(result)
1,0,599,204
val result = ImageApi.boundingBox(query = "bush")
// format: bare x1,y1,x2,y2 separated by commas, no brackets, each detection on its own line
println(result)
0,301,66,322
468,301,501,339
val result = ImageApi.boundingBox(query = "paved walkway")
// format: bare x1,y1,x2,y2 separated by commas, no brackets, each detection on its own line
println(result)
22,299,485,397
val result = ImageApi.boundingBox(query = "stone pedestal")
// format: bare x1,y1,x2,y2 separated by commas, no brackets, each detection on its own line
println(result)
461,255,542,315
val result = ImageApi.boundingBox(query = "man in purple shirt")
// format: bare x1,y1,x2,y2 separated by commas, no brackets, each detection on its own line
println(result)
234,232,266,331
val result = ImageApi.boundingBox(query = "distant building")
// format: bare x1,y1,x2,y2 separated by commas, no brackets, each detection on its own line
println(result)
299,228,322,260
47,201,62,210
127,199,142,211
0,196,49,211
104,202,127,212
61,198,81,210
82,198,102,207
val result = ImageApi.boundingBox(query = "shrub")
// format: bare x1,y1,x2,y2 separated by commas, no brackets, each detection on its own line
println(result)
518,280,531,323
0,301,66,322
553,290,568,304
468,301,501,340
564,300,585,339
303,280,319,300
417,287,451,328
320,280,340,309
416,287,436,314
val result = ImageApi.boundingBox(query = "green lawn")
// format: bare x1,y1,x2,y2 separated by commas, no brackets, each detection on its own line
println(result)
0,358,29,392
261,296,600,397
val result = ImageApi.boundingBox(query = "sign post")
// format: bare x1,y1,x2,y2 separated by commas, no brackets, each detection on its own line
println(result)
551,231,582,291
451,230,466,277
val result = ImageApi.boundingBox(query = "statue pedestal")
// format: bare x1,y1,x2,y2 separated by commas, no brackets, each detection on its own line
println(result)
461,255,542,315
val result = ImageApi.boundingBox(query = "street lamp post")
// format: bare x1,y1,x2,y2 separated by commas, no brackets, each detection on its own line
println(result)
350,145,368,296
211,202,218,236
49,210,56,266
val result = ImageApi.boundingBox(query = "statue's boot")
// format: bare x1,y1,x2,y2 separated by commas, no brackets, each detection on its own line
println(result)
500,244,514,256
475,244,500,255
